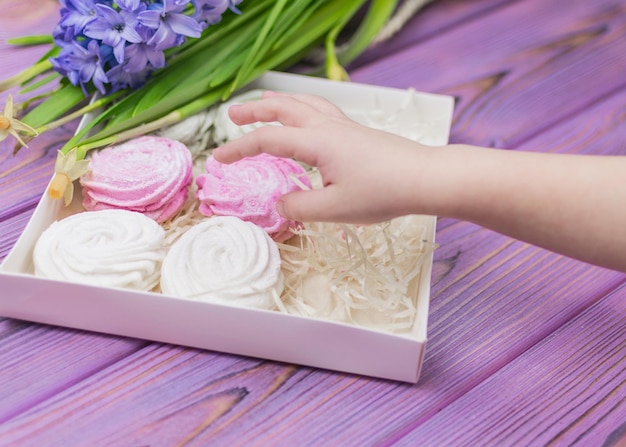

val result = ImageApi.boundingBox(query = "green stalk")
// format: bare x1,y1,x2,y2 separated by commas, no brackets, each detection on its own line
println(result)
259,0,368,72
65,76,228,151
19,72,60,94
131,21,261,117
338,0,399,65
20,82,88,128
230,0,288,93
162,0,274,66
7,35,54,46
0,59,53,92
71,88,228,158
16,88,60,112
74,111,179,159
269,0,320,51
34,91,123,135
323,0,366,80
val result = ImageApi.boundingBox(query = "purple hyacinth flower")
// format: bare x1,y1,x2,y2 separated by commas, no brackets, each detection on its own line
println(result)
192,0,242,25
139,0,203,51
191,0,229,25
52,39,109,95
84,3,144,64
50,41,79,84
107,63,151,91
124,40,165,73
53,24,74,44
116,0,147,25
57,0,112,40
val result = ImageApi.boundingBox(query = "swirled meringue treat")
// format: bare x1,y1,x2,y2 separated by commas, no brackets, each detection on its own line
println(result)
80,136,193,223
33,209,166,291
160,216,284,310
196,153,311,242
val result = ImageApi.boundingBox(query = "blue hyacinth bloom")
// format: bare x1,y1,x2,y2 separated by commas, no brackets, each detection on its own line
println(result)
107,63,151,91
84,3,144,63
192,0,242,25
139,0,203,51
52,39,109,94
57,0,113,39
51,0,243,95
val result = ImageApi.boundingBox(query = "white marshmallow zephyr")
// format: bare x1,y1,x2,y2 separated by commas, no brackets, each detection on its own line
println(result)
160,216,284,310
33,209,166,291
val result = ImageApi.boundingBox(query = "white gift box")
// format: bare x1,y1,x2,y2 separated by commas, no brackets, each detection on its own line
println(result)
0,72,454,383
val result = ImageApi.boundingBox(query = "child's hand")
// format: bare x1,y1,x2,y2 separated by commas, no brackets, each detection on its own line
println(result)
212,92,436,224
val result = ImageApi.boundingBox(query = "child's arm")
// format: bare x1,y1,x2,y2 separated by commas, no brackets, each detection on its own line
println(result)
213,92,626,272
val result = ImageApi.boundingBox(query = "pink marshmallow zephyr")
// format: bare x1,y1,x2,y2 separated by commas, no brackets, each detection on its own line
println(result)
196,153,312,242
80,136,193,223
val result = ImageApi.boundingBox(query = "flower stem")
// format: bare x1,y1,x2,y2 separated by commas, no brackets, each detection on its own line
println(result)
0,59,53,92
324,2,363,81
73,111,184,159
7,35,54,46
337,0,399,65
18,87,61,111
34,91,124,135
20,72,60,94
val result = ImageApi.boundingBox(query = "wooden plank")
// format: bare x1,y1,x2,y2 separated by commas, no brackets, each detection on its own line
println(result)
0,205,36,260
0,0,60,113
1,1,58,79
0,344,305,445
391,287,626,446
350,0,520,69
516,81,626,157
0,321,147,424
351,0,626,148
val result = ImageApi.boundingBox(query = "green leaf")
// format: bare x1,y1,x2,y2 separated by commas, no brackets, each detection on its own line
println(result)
21,83,87,128
324,0,367,80
7,35,54,46
338,0,399,65
0,59,54,92
19,72,60,94
230,0,288,92
258,0,367,72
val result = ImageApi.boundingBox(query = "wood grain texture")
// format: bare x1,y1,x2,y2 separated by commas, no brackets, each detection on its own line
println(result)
0,322,147,424
349,0,519,69
0,0,625,445
395,287,626,447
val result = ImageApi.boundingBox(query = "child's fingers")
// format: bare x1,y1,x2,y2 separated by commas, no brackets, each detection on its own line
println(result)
264,91,346,118
213,126,320,167
228,95,327,127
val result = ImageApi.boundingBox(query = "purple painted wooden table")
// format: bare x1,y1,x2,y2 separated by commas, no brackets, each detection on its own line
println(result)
1,1,625,445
